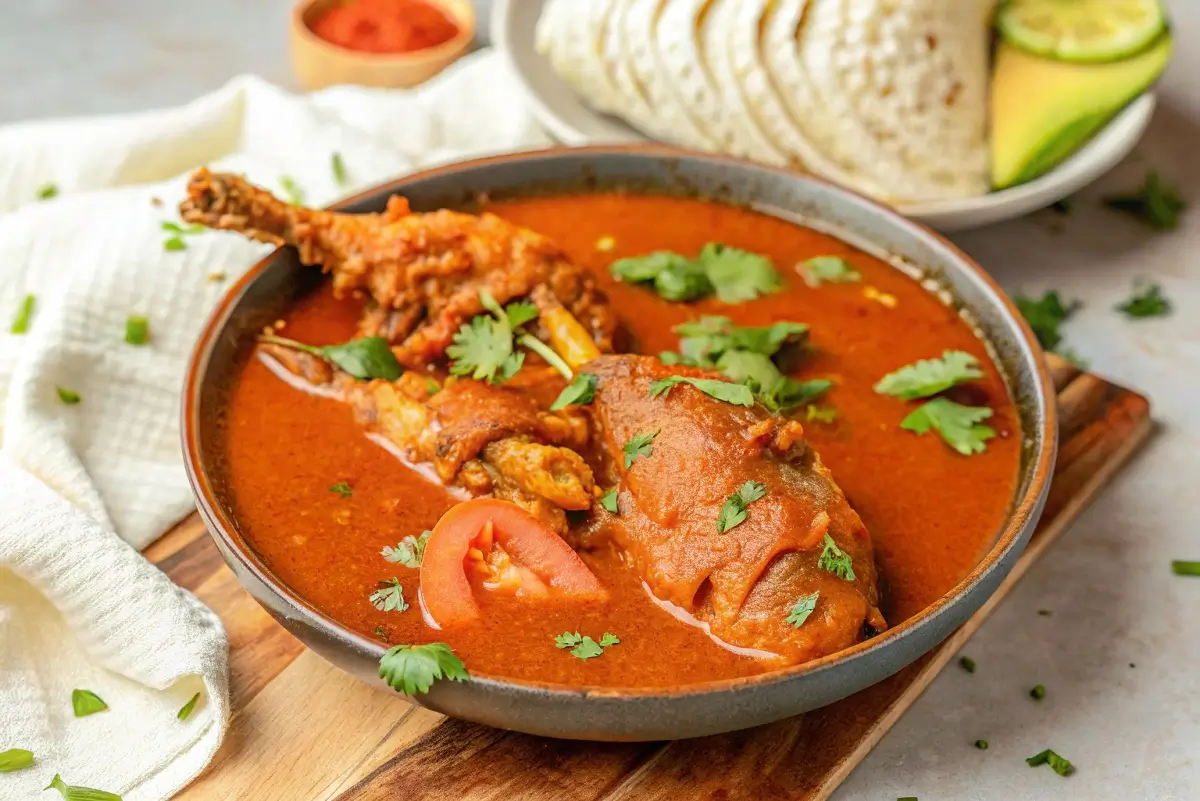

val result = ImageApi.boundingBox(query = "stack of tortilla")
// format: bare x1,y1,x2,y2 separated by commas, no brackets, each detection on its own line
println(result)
536,0,994,204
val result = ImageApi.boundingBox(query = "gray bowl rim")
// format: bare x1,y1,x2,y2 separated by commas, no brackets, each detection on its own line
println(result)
182,143,1057,706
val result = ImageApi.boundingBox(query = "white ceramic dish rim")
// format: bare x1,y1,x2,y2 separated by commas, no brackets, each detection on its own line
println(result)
492,0,1156,232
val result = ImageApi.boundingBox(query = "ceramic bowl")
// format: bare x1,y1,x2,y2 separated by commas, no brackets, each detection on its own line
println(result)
182,145,1057,741
290,0,475,90
491,0,1156,233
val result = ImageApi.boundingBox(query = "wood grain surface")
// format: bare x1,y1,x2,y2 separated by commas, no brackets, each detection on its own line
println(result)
155,353,1152,800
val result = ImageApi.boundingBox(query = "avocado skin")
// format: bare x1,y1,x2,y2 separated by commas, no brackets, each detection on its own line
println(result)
991,33,1173,190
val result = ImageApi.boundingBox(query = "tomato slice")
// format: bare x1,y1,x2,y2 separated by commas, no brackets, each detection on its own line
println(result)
419,499,607,628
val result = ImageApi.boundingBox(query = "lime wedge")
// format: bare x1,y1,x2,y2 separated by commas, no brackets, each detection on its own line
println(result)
996,0,1167,63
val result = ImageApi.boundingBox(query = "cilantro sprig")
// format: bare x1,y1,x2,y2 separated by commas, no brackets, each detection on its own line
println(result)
1016,291,1079,352
555,631,621,660
1103,170,1185,230
1117,282,1171,318
817,534,855,581
369,578,408,612
874,351,983,400
649,375,754,407
260,334,402,381
901,398,996,456
799,256,861,287
383,530,430,568
448,289,571,383
611,243,782,303
378,642,468,694
786,591,819,628
716,481,767,534
551,372,597,411
623,430,658,469
599,489,619,514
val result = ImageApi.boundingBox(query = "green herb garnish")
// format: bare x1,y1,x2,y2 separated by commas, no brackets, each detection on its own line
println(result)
551,372,597,411
1026,748,1073,777
1030,684,1046,700
383,530,430,568
1015,291,1079,352
555,631,619,660
448,290,569,383
378,642,468,694
611,244,782,304
975,739,988,750
649,375,755,407
38,183,59,200
623,430,658,469
1116,282,1171,318
599,489,619,514
675,316,808,361
716,480,767,534
786,591,819,628
71,689,108,718
901,398,995,455
161,220,205,252
874,351,983,400
1103,170,1185,230
164,237,186,252
1172,560,1200,576
369,578,408,612
124,315,149,345
332,152,348,186
569,637,603,660
260,334,402,381
0,748,34,773
817,534,855,581
599,632,620,647
45,774,122,800
10,294,35,334
806,405,838,423
329,482,352,498
177,692,201,721
280,175,305,206
373,626,389,642
57,387,81,405
960,656,977,673
799,255,861,287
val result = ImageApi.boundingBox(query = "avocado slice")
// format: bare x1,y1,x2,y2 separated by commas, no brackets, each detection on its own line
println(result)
991,33,1173,190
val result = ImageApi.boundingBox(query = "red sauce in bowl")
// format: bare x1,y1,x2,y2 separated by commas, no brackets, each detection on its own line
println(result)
308,0,460,54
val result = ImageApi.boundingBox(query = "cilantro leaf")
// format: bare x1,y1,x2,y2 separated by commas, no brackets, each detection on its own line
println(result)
700,243,782,302
378,642,468,694
124,315,150,345
177,692,201,721
611,251,713,301
1026,748,1073,777
612,251,695,283
329,482,352,498
1116,282,1171,318
447,313,522,383
1015,291,1079,351
874,351,983,400
716,480,768,534
599,632,620,647
799,256,861,287
37,183,58,200
57,387,81,405
1103,170,1185,230
71,689,108,718
369,578,409,613
383,530,430,567
260,334,402,381
715,350,784,393
570,636,605,660
505,301,539,329
11,294,35,334
817,534,855,581
552,373,598,411
763,377,831,412
806,404,837,423
675,316,808,362
786,591,819,627
554,631,583,649
331,152,348,186
599,489,619,514
901,398,996,455
623,430,658,469
45,774,123,801
280,175,305,206
649,375,755,406
0,748,34,773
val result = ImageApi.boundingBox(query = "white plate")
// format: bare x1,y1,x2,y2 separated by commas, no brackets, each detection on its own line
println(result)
492,0,1156,232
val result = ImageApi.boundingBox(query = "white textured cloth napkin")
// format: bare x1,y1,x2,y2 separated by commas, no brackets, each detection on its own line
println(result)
0,50,547,800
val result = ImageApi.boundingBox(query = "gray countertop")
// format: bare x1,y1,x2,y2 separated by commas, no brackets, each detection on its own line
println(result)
3,1,1196,798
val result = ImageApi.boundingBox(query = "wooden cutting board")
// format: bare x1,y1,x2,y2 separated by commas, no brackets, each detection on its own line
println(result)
151,353,1152,800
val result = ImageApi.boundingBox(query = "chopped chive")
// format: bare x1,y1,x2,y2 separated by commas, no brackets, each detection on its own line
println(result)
1030,684,1046,700
37,183,58,200
974,739,988,750
10,294,35,334
1171,560,1200,576
56,387,81,405
125,315,150,345
177,692,201,720
959,656,976,673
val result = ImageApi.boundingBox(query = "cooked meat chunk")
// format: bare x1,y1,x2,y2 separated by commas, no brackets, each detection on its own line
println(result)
482,439,594,511
587,355,886,665
180,169,615,368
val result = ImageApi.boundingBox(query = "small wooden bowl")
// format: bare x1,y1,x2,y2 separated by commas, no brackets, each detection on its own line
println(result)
290,0,475,90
